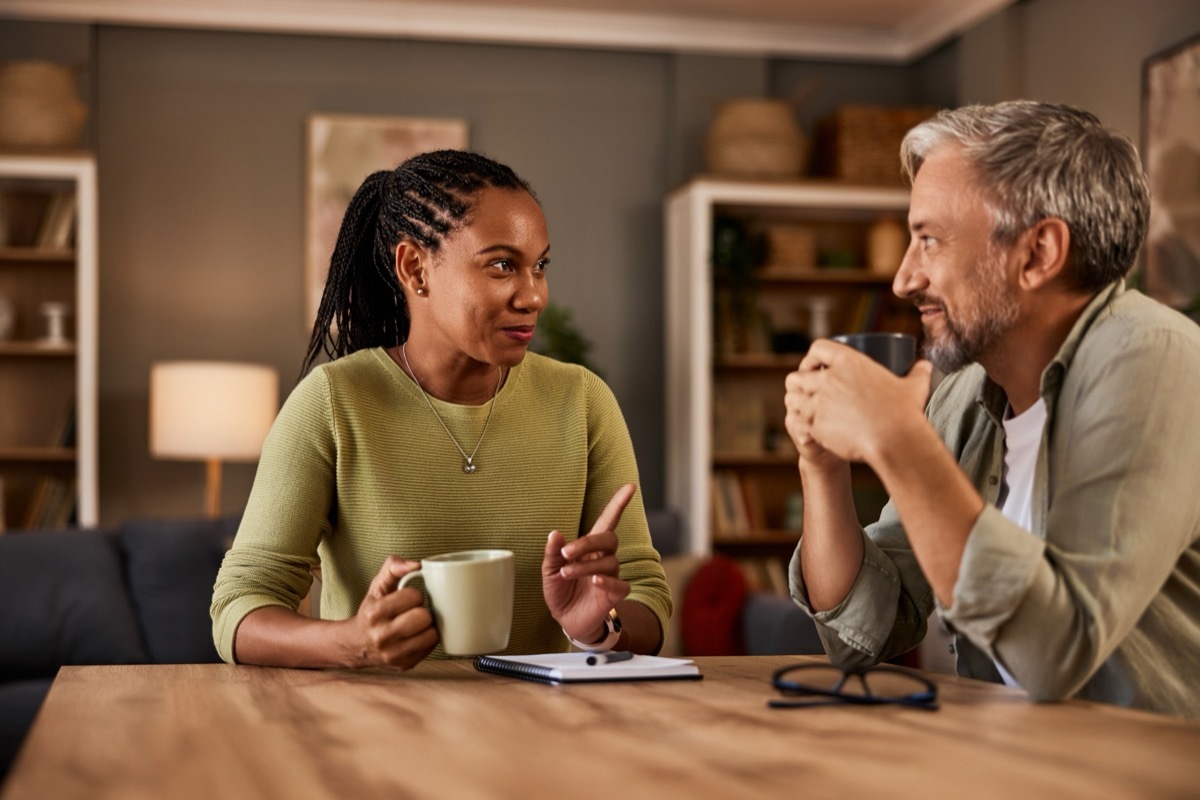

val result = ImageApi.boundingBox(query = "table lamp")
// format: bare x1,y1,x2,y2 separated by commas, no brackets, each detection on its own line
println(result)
150,361,279,518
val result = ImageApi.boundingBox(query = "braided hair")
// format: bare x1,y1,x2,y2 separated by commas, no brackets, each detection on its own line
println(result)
301,149,534,376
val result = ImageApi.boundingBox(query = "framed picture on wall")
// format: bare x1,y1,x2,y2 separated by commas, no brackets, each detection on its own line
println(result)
1141,33,1200,315
305,114,469,328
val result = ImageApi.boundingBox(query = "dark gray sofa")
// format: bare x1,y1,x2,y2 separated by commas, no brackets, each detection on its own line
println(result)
0,516,239,778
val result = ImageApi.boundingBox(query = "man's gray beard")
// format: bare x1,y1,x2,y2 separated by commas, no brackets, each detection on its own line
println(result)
922,296,1019,374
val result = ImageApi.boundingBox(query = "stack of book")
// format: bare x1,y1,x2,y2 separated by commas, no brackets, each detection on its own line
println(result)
35,191,77,251
709,469,765,539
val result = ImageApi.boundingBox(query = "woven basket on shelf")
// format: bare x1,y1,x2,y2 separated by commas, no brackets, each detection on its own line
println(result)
705,99,808,180
812,105,937,186
761,223,817,275
0,60,87,149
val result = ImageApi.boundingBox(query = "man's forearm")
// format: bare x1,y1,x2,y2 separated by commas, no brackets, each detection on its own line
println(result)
868,415,984,608
798,459,865,611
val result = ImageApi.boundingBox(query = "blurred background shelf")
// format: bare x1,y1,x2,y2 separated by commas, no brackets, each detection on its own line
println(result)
665,177,912,593
0,152,97,531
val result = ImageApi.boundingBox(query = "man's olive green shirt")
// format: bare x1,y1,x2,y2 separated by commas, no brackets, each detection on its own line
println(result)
791,282,1200,718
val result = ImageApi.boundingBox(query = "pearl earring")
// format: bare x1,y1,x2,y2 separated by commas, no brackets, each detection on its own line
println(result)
416,287,426,296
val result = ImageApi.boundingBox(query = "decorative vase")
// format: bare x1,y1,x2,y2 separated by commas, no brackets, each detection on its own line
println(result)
0,60,87,149
867,214,907,276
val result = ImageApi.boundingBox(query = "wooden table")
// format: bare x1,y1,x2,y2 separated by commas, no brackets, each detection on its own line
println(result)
3,656,1197,799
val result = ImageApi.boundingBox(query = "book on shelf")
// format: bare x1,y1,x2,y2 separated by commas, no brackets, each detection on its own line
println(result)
35,191,77,251
20,476,76,530
738,474,767,532
846,288,887,333
48,397,77,448
711,470,751,538
473,652,701,685
762,557,791,598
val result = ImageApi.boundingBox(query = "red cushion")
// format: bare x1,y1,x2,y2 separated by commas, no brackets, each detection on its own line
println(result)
680,555,748,656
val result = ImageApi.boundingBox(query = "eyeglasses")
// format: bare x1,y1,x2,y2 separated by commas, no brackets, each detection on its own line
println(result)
769,663,939,711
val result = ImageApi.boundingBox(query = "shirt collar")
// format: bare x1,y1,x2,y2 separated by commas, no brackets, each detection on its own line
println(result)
974,280,1127,422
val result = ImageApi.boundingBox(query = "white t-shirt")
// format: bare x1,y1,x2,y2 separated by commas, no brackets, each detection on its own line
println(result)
994,397,1047,688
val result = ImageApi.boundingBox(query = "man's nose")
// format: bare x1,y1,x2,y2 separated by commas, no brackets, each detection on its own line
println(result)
893,242,924,299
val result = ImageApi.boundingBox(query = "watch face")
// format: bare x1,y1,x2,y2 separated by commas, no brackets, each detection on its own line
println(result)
608,608,622,633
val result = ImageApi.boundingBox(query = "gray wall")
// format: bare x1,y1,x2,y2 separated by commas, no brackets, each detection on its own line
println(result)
956,0,1200,141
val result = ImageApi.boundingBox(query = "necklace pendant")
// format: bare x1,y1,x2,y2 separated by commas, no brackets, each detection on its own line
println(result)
463,459,477,474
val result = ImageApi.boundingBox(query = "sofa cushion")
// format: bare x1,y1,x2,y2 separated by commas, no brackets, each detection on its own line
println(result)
741,591,824,656
0,530,148,679
646,509,685,557
119,517,237,664
0,678,53,778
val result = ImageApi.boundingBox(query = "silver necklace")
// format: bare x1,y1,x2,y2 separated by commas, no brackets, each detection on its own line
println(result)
401,342,502,474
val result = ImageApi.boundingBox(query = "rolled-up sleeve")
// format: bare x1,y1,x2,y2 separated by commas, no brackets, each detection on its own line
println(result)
790,498,934,670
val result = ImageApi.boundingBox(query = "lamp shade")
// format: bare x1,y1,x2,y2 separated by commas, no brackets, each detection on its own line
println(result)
150,361,279,462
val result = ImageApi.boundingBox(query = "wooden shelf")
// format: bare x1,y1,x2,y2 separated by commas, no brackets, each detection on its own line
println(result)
753,268,895,284
0,152,97,530
0,447,77,463
667,178,909,557
0,342,77,357
713,531,799,546
0,246,76,263
715,353,803,370
712,451,797,467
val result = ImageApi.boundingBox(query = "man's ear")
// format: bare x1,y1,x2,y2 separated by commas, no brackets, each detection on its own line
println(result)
1018,217,1070,291
394,239,427,295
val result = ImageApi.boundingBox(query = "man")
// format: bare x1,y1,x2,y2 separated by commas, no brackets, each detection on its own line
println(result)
784,100,1200,717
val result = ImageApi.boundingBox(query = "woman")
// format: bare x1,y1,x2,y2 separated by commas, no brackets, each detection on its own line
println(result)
211,150,670,669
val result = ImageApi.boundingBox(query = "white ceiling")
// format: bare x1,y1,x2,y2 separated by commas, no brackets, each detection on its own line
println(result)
0,0,1017,62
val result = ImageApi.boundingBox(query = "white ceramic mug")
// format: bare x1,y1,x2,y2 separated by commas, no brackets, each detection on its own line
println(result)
398,549,514,656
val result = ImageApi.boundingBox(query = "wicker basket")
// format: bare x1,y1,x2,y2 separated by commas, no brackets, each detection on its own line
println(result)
761,223,817,274
0,60,87,149
705,99,807,179
811,105,937,186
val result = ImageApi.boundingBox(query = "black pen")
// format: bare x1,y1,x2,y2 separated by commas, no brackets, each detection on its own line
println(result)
586,650,635,666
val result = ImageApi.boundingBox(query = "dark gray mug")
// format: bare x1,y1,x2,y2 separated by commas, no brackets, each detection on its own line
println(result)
831,332,916,376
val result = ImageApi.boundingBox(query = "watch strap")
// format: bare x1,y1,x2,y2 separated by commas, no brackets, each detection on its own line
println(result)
564,609,622,653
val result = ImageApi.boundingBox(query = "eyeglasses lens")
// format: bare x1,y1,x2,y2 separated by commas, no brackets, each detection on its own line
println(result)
782,667,928,701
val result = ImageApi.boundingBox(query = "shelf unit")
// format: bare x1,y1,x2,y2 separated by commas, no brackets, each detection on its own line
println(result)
665,177,911,566
0,152,98,531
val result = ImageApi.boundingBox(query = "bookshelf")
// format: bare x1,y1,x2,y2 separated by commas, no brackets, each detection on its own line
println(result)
0,152,98,531
664,177,913,591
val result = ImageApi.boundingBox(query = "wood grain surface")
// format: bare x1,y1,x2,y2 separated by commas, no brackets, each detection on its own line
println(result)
2,657,1197,800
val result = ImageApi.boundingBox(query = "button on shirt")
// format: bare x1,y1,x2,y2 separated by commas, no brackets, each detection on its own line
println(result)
789,281,1200,718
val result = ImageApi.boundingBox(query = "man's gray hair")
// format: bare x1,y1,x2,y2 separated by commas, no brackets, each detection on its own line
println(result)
900,101,1149,293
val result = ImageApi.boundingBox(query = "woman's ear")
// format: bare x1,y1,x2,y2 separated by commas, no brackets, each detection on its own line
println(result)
394,239,427,297
1018,217,1070,291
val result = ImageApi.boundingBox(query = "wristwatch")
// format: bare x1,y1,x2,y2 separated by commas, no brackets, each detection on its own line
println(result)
565,608,622,653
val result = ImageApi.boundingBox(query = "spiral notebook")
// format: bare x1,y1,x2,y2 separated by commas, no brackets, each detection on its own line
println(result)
473,652,701,685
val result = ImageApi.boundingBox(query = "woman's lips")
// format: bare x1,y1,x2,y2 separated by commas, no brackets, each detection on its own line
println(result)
503,326,535,343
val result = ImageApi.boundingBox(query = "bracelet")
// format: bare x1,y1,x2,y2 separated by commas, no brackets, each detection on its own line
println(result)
563,609,622,653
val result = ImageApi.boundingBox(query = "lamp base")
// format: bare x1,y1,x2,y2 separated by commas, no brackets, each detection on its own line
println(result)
205,458,223,519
